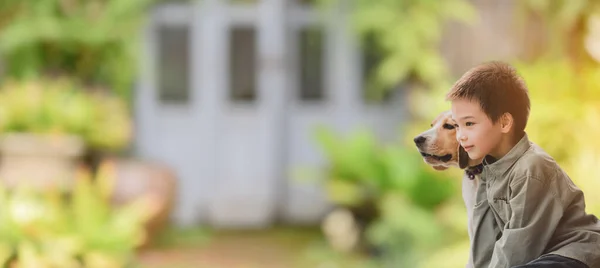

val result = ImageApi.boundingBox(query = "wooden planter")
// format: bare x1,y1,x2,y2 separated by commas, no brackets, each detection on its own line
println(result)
107,158,177,248
0,133,85,191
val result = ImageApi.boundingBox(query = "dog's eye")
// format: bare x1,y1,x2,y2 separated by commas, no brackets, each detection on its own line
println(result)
443,123,455,130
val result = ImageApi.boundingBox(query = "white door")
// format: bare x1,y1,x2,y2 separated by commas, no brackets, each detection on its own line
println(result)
206,0,288,228
136,3,218,226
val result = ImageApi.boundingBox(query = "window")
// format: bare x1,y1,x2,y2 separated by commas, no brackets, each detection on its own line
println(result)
299,27,325,101
229,27,257,102
157,25,190,104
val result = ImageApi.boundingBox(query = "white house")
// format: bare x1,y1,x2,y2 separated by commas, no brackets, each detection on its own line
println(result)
133,0,520,227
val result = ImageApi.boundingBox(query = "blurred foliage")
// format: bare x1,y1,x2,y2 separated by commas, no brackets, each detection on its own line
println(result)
317,0,476,100
0,77,132,152
314,127,455,210
314,1,600,267
0,0,155,101
491,0,600,217
313,126,465,267
516,0,600,62
516,58,600,215
0,161,156,268
311,1,478,266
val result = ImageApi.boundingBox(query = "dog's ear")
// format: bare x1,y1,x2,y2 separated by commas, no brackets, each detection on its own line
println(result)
458,145,469,169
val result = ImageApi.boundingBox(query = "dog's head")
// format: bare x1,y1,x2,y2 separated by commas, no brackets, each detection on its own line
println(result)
413,111,472,170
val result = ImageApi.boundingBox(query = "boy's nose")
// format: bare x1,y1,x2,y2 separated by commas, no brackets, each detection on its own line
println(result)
456,129,465,141
414,136,426,145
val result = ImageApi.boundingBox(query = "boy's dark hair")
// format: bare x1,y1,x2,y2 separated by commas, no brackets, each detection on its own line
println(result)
446,61,530,135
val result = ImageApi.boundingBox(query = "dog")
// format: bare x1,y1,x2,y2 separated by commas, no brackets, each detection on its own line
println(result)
413,111,484,259
413,111,481,172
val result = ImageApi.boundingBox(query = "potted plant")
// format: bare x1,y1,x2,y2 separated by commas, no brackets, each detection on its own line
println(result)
105,158,178,248
0,76,132,191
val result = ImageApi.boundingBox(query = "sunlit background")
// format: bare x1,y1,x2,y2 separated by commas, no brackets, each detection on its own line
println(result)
0,0,599,267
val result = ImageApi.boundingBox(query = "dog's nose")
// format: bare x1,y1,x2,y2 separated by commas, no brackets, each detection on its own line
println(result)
414,136,426,145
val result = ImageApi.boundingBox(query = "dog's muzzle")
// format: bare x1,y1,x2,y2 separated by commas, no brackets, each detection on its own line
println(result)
420,152,452,162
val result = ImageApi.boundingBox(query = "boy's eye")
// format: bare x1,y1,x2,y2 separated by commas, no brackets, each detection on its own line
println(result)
443,123,455,130
466,122,474,126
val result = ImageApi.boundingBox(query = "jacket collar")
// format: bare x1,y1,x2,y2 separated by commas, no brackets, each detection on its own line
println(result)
483,132,531,176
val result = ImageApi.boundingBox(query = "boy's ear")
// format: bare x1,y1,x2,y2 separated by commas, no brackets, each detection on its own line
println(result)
500,113,514,133
458,145,469,169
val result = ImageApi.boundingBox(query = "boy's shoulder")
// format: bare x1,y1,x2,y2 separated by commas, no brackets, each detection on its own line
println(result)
510,141,562,183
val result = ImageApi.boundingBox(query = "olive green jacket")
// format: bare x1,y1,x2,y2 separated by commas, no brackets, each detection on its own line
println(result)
468,133,600,268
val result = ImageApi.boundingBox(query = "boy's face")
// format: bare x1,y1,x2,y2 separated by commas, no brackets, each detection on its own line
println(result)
451,98,503,160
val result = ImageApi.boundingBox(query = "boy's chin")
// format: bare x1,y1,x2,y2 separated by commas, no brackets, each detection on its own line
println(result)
467,151,481,161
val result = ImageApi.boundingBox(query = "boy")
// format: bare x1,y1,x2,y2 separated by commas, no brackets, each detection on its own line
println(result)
447,61,600,268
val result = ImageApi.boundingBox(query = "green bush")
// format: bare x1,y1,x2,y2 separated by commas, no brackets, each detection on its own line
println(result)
316,0,475,100
515,59,600,215
313,126,461,267
0,0,155,100
0,161,157,268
